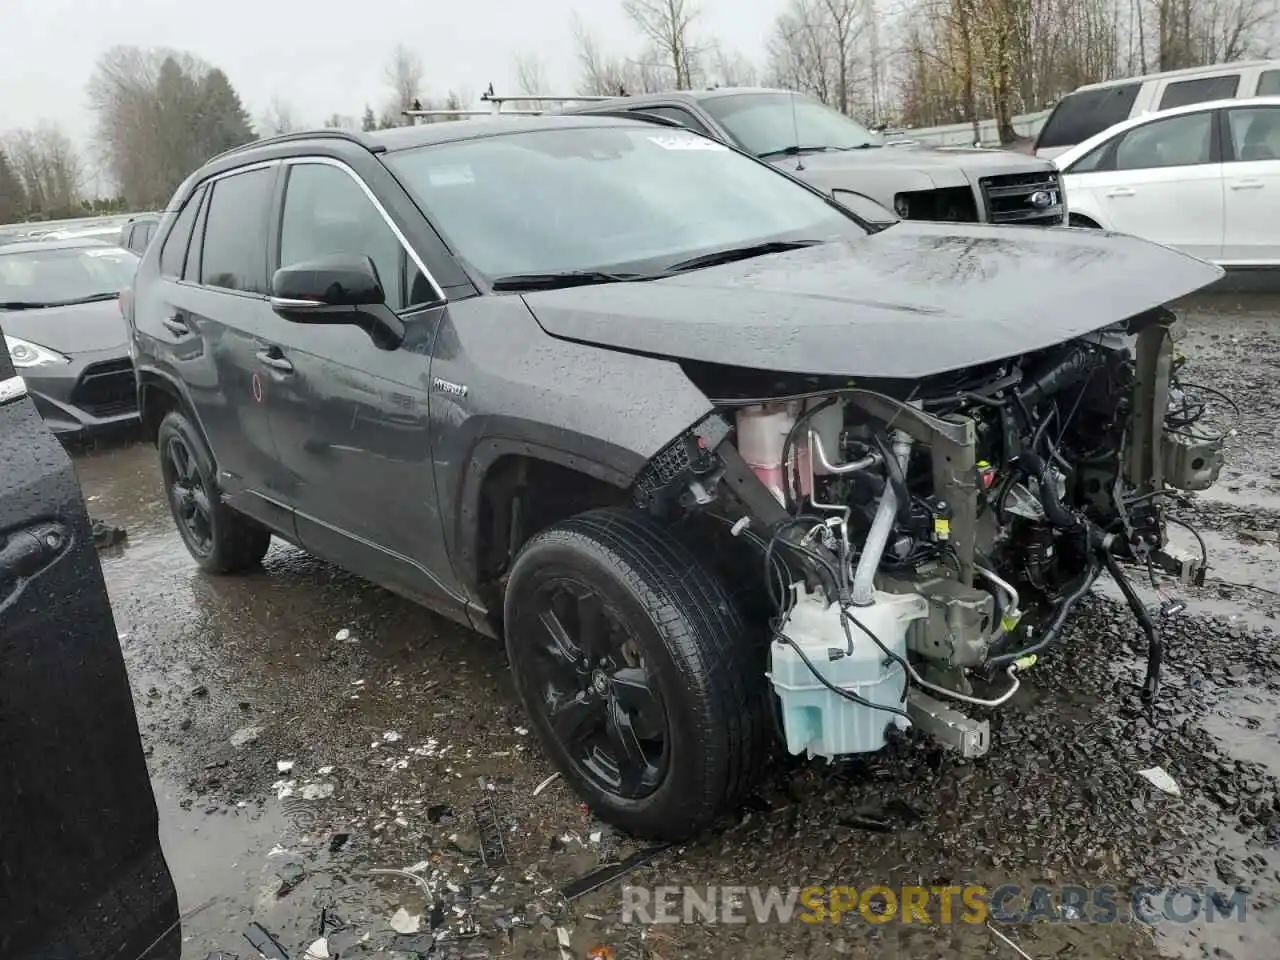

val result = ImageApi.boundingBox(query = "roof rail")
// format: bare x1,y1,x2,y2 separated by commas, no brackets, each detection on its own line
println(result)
206,128,378,164
574,109,683,127
402,83,621,122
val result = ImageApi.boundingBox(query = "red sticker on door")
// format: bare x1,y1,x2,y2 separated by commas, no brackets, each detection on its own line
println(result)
251,371,263,403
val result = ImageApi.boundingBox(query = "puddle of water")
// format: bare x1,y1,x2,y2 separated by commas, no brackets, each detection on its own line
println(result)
153,778,291,956
1185,528,1279,593
1198,686,1280,780
1194,480,1280,516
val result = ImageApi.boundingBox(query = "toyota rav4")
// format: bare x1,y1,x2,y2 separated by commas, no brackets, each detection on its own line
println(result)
126,116,1227,841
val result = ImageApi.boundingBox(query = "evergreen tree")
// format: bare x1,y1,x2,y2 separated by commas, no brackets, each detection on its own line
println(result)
361,105,377,131
197,68,255,160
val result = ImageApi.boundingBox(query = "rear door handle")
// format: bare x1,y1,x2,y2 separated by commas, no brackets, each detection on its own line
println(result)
256,348,294,373
161,313,189,336
1105,188,1135,198
1230,179,1264,190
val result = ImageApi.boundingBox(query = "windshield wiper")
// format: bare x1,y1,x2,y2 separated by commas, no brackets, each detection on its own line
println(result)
56,292,119,306
490,271,651,292
758,145,837,159
0,293,118,310
664,239,824,274
759,143,881,158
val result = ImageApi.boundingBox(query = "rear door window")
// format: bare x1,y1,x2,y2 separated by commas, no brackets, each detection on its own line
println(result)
1226,105,1280,161
1036,83,1141,149
159,186,205,277
199,167,275,294
1257,70,1280,96
1158,74,1240,109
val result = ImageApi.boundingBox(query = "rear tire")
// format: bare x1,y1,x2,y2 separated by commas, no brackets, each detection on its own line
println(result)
503,507,767,841
157,410,271,574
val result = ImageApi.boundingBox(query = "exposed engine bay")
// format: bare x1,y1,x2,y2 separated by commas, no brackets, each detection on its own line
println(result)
636,307,1233,760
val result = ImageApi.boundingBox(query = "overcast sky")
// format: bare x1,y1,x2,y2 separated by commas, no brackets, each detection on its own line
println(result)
1,0,776,155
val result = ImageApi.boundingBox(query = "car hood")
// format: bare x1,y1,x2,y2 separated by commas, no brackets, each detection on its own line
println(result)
0,299,127,356
522,222,1224,380
770,143,1047,176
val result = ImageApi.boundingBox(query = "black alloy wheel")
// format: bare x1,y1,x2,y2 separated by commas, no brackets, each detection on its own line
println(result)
163,432,214,557
531,577,667,799
504,508,769,840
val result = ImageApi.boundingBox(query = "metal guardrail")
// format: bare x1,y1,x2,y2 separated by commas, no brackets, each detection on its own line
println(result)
0,212,156,245
884,109,1053,147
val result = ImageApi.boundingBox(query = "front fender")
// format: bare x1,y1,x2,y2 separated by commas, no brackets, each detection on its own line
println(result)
428,296,714,596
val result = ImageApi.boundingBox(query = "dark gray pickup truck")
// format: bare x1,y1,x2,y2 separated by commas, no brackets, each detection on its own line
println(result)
561,87,1066,226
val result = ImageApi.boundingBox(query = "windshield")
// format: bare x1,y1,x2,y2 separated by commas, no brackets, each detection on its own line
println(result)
702,92,885,155
0,245,138,306
383,125,864,280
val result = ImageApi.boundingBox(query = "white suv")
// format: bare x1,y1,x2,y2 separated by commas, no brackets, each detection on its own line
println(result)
1035,59,1280,160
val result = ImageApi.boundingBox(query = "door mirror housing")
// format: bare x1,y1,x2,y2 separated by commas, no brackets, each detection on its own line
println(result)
269,254,404,349
271,254,386,308
831,189,899,229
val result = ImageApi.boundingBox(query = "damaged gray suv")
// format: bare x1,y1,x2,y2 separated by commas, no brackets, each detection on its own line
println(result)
127,116,1227,841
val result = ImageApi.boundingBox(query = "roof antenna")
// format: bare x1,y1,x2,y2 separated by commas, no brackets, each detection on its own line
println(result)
789,89,804,171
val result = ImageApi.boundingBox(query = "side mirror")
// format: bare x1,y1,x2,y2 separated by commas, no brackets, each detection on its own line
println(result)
831,189,899,228
269,254,405,349
271,254,386,310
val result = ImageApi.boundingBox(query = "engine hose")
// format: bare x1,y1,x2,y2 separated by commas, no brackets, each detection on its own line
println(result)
985,558,1102,669
1102,548,1162,703
1019,346,1104,408
780,397,838,512
872,431,913,524
1017,449,1078,530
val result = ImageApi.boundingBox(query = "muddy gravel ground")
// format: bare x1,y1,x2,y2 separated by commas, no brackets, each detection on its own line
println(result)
73,292,1280,960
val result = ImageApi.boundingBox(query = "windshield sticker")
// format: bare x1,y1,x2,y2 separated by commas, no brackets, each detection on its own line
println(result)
647,133,728,151
427,165,475,186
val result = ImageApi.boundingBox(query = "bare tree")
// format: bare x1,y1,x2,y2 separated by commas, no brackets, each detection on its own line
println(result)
708,43,760,86
571,13,638,95
87,45,253,207
0,147,26,222
258,96,302,136
4,124,82,216
514,52,549,94
384,44,424,123
621,0,703,87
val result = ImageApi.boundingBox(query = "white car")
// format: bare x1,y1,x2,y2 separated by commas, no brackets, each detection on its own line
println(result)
1055,95,1280,266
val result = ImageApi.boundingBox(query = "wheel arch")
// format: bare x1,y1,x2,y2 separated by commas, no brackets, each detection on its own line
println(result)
456,429,643,626
1068,211,1103,229
137,367,213,456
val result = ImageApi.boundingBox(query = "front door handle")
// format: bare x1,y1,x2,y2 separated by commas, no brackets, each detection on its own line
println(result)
161,313,189,336
1230,179,1264,190
1105,187,1135,198
256,348,294,373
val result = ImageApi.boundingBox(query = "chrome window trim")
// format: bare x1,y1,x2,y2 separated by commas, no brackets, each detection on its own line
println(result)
281,155,447,306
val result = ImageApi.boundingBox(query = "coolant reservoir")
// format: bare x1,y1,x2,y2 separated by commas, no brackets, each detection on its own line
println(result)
736,402,810,502
768,588,928,757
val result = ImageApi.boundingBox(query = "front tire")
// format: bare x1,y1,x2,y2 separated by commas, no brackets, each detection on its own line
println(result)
504,508,767,841
157,410,271,574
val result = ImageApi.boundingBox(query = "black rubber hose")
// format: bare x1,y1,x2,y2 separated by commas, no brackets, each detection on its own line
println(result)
1017,449,1078,529
986,558,1102,669
1102,548,1162,703
1019,346,1104,408
872,431,913,524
